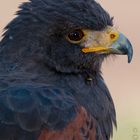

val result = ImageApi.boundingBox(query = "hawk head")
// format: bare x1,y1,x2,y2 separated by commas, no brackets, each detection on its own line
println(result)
1,0,133,73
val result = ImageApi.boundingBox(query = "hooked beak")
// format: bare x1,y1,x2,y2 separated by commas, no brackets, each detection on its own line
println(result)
109,33,133,63
82,27,133,63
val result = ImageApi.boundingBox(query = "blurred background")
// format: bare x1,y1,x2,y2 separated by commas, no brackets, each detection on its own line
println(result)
0,0,140,140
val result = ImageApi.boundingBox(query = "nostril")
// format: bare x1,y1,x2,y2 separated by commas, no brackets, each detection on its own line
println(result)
109,32,119,42
110,33,116,39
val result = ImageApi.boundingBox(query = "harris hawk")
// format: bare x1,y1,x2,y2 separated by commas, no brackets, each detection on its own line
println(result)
0,0,133,140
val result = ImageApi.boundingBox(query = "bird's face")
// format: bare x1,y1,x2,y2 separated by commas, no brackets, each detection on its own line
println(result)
66,26,133,63
16,0,133,73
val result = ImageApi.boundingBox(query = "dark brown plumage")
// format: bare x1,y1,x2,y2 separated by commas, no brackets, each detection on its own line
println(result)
38,107,97,140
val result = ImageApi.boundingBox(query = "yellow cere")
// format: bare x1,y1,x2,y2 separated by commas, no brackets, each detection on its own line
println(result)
81,26,120,53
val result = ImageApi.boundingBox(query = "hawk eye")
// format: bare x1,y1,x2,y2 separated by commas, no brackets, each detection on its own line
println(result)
67,29,84,42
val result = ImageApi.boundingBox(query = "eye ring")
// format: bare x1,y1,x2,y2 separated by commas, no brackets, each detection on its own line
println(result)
67,29,85,43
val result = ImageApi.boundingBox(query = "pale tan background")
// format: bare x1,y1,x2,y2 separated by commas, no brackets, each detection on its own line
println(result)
0,0,140,140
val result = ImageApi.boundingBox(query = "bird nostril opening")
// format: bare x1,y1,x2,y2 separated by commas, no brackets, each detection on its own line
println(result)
110,33,116,40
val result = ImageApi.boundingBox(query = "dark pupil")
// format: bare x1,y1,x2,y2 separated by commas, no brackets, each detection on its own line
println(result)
68,30,84,41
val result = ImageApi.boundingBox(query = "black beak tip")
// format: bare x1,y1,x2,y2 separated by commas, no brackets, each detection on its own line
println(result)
118,38,133,63
127,39,133,63
128,49,133,63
